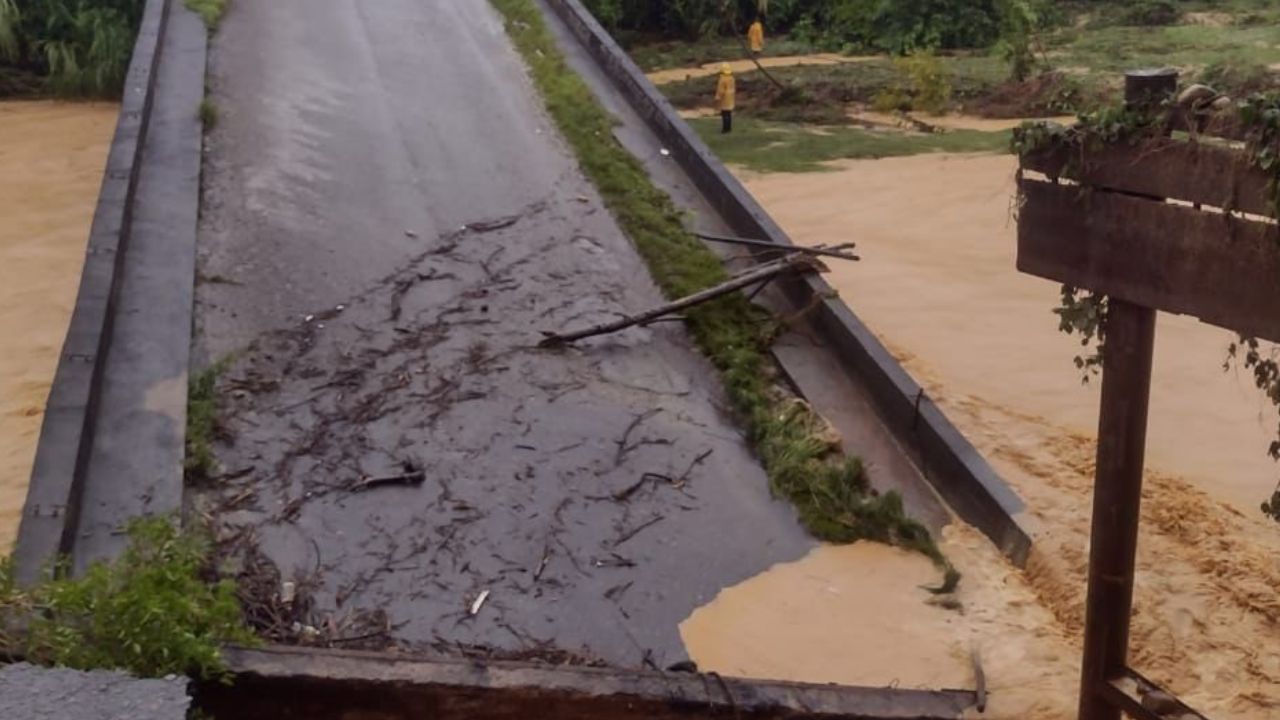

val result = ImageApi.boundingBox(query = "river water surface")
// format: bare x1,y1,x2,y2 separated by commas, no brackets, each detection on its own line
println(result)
0,101,117,552
682,152,1280,719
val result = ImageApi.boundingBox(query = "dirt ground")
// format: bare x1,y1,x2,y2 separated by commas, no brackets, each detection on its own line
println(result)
0,101,117,553
646,53,873,85
680,153,1280,719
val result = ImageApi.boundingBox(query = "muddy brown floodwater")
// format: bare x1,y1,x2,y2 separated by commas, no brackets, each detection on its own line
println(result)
682,152,1280,719
0,101,117,554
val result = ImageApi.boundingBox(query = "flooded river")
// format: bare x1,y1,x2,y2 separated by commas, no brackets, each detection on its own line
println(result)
0,101,117,553
682,152,1280,719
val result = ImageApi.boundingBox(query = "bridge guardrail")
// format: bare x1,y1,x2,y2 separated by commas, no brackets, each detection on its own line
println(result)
542,0,1035,565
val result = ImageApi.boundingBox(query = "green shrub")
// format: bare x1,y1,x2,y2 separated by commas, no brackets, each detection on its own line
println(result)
184,0,228,29
995,0,1041,82
876,51,953,114
185,358,231,483
199,97,218,129
0,517,254,680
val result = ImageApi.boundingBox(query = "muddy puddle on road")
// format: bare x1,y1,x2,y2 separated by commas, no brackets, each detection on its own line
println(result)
0,101,117,553
680,153,1280,719
682,526,1081,720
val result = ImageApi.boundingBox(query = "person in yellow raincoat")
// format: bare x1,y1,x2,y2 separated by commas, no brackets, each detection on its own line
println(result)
715,63,735,134
748,19,765,54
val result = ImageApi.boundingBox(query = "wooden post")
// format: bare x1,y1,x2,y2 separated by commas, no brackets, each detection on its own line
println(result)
1077,299,1157,720
1077,68,1175,720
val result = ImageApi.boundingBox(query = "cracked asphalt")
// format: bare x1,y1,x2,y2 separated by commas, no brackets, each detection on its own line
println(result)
194,0,814,666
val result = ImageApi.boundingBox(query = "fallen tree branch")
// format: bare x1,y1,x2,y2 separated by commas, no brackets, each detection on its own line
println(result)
539,253,825,347
722,0,786,92
695,232,859,261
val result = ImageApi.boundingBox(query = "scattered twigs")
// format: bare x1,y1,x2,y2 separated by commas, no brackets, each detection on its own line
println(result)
350,470,426,492
676,449,713,487
613,515,664,547
610,472,678,502
615,409,663,466
465,215,519,233
539,253,825,347
695,232,860,261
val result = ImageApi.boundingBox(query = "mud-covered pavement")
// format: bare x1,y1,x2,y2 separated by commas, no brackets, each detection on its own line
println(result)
193,0,813,667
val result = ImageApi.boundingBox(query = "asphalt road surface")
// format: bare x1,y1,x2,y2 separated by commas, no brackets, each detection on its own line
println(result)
195,0,815,666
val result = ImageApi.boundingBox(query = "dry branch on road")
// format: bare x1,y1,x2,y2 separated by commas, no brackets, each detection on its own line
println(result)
695,231,860,261
538,252,826,346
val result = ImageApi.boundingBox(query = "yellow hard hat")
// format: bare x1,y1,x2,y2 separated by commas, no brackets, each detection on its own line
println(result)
720,63,732,75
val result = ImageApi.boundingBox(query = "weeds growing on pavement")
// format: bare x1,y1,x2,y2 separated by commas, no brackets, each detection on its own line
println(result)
186,357,230,482
199,96,217,129
488,0,953,585
184,0,228,30
0,516,254,680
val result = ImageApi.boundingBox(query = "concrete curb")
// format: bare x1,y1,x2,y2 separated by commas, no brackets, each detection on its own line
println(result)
197,645,975,719
542,0,1035,565
12,0,206,581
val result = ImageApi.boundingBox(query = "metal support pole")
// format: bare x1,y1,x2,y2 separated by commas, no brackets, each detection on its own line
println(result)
1077,68,1174,720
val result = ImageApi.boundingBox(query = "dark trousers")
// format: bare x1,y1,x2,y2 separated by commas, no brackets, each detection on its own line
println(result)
721,110,733,134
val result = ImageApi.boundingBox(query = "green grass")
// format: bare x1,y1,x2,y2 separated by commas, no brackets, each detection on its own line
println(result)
693,118,1010,173
1050,22,1280,73
185,358,230,482
0,517,254,679
488,0,953,585
198,97,217,129
185,0,228,30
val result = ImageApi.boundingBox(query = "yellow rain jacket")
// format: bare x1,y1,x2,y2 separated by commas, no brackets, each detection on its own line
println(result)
748,21,764,53
715,69,736,111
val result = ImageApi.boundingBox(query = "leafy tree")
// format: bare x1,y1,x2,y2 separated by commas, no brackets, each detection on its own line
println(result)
995,0,1041,82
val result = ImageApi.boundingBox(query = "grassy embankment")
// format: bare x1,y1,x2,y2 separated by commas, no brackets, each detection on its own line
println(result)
488,0,955,584
691,118,1009,173
185,0,229,130
642,1,1280,171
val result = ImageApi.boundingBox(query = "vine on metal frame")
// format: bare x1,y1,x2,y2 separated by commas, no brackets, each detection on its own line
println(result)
1014,92,1280,522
